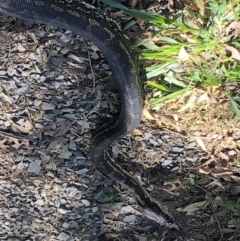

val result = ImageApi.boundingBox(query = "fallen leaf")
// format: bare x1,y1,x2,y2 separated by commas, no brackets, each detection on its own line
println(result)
132,129,143,136
226,21,240,38
198,167,210,174
18,43,27,52
215,196,223,206
228,219,240,228
24,120,33,130
221,228,235,234
178,94,196,112
143,107,155,120
184,0,199,10
178,200,206,213
0,138,9,150
218,152,229,160
10,119,32,133
105,233,120,239
178,46,189,61
206,180,225,189
225,45,240,61
197,93,209,103
16,162,27,172
195,0,204,10
229,185,240,195
11,138,21,150
195,137,207,151
2,93,12,104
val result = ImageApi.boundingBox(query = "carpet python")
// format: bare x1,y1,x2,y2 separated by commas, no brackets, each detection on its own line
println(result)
0,0,174,225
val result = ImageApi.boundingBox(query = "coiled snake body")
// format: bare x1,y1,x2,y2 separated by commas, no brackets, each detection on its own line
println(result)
0,0,173,224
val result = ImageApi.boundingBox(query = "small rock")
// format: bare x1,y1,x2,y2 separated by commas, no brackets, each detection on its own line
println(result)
123,214,136,222
27,160,42,174
185,142,196,149
172,146,184,153
171,166,179,172
57,232,70,241
75,168,89,175
162,159,173,166
149,139,159,146
92,207,99,213
41,102,56,110
0,70,6,75
34,199,45,206
34,99,42,106
81,199,91,206
146,184,154,192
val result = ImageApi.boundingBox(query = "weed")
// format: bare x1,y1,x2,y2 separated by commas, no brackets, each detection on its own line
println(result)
101,0,240,115
218,197,240,217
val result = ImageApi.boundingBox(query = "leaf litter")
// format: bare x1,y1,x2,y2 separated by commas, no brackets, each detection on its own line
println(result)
0,11,239,241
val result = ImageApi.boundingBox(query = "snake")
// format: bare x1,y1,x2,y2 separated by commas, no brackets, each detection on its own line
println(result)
0,0,174,225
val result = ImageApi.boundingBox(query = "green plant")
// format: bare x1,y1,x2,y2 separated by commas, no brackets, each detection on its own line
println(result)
232,159,240,166
218,198,240,217
184,173,196,185
101,0,240,115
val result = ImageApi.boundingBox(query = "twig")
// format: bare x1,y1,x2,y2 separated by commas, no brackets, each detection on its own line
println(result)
83,40,96,94
196,184,223,241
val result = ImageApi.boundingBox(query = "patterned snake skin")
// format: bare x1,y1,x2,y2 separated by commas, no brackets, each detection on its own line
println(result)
0,0,173,224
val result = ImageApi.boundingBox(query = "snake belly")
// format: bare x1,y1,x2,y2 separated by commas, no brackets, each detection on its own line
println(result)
0,0,173,224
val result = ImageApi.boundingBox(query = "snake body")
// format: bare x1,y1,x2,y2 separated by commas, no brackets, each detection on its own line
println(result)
0,0,173,224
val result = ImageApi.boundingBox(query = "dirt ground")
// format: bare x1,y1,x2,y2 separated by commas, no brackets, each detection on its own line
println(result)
0,13,239,241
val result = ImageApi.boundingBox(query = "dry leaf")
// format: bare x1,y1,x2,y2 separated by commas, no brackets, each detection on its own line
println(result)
132,129,143,136
178,94,196,112
178,46,189,61
178,200,206,213
198,167,210,174
206,180,225,189
131,0,139,8
226,21,240,38
228,219,240,228
0,138,9,150
17,43,27,52
195,137,207,151
2,93,12,104
16,161,27,172
10,119,32,133
195,0,204,10
143,107,155,120
197,93,209,103
173,114,179,121
105,233,120,239
221,228,235,234
218,152,229,161
229,185,240,195
24,120,33,130
184,0,199,10
214,196,223,206
225,45,240,61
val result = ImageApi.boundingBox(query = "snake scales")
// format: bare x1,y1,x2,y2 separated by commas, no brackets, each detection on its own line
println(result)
0,0,173,225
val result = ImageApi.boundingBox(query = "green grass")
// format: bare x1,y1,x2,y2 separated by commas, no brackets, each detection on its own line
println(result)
101,0,240,115
218,197,240,217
